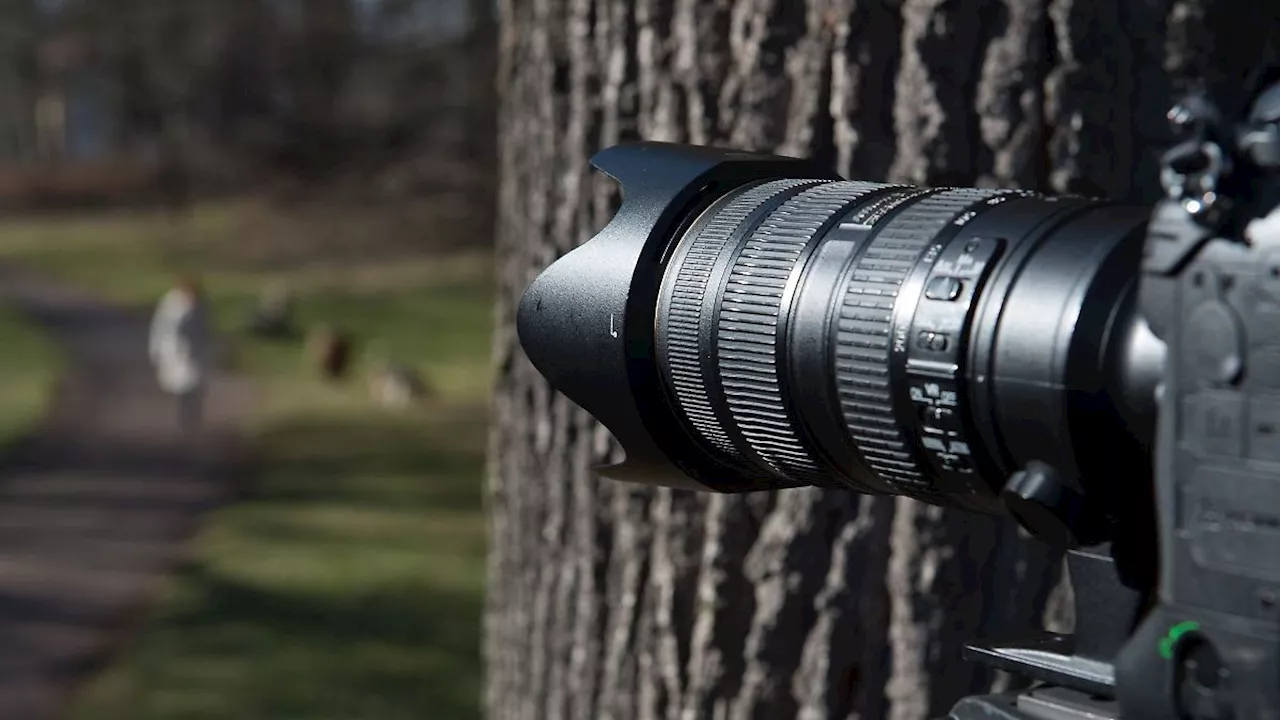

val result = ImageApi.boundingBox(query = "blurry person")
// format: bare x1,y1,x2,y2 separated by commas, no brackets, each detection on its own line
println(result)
149,274,211,431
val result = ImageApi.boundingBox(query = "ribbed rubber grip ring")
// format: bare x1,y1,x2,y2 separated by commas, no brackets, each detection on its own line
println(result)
717,181,886,480
663,179,815,458
835,188,1012,499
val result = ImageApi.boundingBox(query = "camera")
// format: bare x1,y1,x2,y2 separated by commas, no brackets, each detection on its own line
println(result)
517,71,1280,719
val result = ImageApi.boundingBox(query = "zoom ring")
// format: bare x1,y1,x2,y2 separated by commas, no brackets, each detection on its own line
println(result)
835,188,1011,499
665,179,815,457
717,181,886,481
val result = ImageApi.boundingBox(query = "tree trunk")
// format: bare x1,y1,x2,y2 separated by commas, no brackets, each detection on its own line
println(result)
0,0,39,161
487,2,1278,719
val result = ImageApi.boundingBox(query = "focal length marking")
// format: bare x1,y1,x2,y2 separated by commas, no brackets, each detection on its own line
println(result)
835,188,1007,501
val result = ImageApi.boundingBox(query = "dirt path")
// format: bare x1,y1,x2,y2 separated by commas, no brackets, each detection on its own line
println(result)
0,266,247,719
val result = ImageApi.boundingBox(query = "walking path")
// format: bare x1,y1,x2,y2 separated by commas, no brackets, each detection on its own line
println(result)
0,266,246,719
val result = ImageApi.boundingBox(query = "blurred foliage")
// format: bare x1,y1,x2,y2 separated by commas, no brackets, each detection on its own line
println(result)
0,202,493,719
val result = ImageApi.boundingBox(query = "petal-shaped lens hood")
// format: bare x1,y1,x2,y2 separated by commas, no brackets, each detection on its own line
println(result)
517,142,833,490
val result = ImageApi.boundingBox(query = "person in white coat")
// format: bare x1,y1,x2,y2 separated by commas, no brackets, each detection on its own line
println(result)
149,275,212,430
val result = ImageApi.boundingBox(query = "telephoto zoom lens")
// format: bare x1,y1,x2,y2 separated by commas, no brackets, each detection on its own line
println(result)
518,143,1164,531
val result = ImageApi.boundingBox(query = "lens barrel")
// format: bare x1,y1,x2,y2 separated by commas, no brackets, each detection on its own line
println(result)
518,143,1161,517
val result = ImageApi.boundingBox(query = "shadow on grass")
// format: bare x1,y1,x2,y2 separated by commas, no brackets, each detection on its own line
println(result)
74,403,490,720
245,406,488,514
145,561,483,720
139,407,489,718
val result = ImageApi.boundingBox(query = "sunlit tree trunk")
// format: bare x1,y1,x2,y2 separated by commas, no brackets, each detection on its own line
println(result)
487,2,1278,718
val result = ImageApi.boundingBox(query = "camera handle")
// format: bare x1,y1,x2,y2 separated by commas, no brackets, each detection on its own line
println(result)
940,546,1141,720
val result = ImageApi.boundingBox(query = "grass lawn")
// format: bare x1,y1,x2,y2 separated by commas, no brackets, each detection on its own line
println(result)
0,307,61,450
0,199,493,720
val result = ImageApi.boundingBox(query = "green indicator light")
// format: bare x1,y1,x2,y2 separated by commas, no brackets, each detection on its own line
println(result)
1158,620,1201,660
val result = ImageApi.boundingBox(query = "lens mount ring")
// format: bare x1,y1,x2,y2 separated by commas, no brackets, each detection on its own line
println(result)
834,188,1010,501
715,180,887,482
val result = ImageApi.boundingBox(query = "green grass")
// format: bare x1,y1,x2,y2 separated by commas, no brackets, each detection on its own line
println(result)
0,307,60,448
0,200,493,720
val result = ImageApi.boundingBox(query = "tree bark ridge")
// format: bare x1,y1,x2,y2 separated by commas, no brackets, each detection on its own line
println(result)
489,3,1280,719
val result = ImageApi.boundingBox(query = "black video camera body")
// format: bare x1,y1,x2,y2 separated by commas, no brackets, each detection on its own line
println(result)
516,73,1280,719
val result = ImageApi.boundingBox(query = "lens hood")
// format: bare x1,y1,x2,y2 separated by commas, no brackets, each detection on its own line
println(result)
517,142,835,490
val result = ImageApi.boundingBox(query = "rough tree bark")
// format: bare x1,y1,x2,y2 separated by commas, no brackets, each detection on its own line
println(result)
488,3,1278,719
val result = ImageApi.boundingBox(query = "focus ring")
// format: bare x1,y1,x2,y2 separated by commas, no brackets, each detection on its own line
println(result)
664,179,815,457
835,188,1011,498
717,181,887,480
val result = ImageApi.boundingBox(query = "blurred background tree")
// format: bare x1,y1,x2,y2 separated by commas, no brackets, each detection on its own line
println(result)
0,1,40,163
0,0,496,224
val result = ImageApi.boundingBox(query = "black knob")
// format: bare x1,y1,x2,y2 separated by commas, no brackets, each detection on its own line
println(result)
1001,461,1106,548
